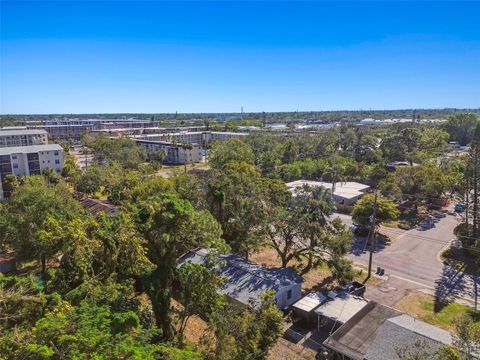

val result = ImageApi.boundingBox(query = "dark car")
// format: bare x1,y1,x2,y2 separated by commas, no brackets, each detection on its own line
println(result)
351,223,369,236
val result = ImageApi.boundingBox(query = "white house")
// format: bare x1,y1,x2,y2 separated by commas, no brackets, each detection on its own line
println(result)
177,248,304,310
286,180,370,206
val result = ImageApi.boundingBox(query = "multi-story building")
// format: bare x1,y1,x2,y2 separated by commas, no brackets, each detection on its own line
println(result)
205,131,249,142
0,129,48,148
133,131,248,146
27,119,160,141
135,139,203,165
0,144,64,200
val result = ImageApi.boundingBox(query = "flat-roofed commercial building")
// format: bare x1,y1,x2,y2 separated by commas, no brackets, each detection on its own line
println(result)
0,144,64,200
135,139,203,165
0,129,48,148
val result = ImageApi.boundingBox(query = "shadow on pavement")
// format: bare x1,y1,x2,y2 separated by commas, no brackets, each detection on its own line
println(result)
350,233,391,257
434,263,469,313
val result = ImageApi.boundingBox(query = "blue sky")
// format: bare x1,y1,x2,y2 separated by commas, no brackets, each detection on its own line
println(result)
1,1,479,114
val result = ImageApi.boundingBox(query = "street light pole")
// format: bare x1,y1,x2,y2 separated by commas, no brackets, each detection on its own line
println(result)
367,191,378,279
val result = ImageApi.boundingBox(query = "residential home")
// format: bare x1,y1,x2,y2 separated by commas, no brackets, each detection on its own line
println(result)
323,301,464,360
177,248,304,310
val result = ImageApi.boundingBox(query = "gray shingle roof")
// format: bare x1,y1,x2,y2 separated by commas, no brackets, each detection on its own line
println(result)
364,315,453,360
324,301,456,360
178,248,303,306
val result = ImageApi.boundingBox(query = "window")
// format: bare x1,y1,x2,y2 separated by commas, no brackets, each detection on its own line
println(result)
287,289,292,299
12,155,17,160
55,159,60,165
54,151,59,156
13,164,18,169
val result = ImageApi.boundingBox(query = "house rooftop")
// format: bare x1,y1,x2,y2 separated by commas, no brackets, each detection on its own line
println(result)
286,180,370,200
365,314,454,360
292,292,327,313
324,301,455,360
73,194,119,217
314,293,369,325
0,144,62,156
178,248,303,307
324,301,401,360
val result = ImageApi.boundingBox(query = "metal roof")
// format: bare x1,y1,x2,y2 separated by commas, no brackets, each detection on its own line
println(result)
178,248,303,307
0,144,62,156
314,292,369,324
0,129,47,136
292,292,327,313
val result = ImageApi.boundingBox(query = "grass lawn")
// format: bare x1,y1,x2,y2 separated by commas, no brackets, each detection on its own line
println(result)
250,247,380,292
394,292,479,332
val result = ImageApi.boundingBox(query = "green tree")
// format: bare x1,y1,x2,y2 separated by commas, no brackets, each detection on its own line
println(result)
0,177,85,273
90,135,147,169
22,300,202,360
444,113,480,146
74,165,104,195
209,294,283,360
209,138,255,169
150,148,166,169
94,212,152,280
352,194,400,227
175,262,225,344
41,167,61,185
136,193,226,339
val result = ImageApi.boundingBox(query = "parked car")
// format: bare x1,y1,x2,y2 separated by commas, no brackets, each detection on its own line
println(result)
351,223,369,236
455,203,465,212
419,221,434,230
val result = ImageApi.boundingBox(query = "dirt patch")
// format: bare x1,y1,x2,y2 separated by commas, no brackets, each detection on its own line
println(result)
251,247,337,293
170,299,215,353
250,247,283,268
268,338,317,360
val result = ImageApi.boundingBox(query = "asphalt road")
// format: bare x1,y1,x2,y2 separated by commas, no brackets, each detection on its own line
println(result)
344,213,459,288
332,212,480,304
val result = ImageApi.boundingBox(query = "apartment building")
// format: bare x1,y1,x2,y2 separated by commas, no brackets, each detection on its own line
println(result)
135,139,203,165
27,119,160,141
0,129,48,148
205,131,249,142
133,131,248,146
0,144,64,200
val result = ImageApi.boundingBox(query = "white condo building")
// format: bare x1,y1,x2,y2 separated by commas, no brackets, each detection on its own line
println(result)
135,140,203,165
0,144,64,200
0,129,48,148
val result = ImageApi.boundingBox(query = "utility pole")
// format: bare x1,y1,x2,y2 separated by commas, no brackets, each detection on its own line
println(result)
367,191,378,279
